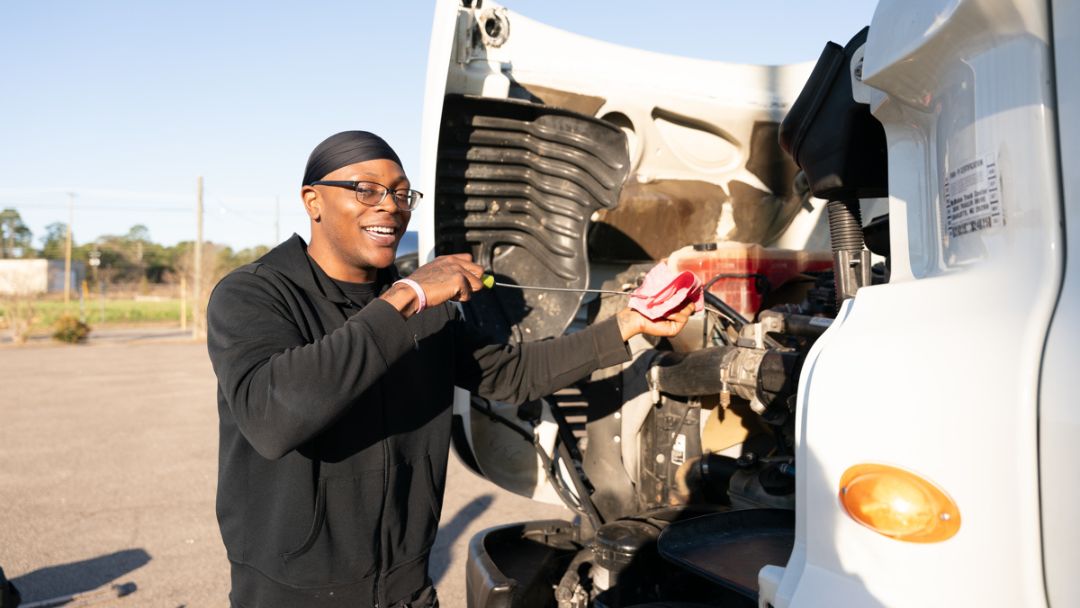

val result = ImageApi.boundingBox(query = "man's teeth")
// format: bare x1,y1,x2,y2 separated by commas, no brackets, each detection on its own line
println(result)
364,226,395,235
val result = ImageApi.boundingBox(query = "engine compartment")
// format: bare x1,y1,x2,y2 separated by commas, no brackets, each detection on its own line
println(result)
425,6,893,607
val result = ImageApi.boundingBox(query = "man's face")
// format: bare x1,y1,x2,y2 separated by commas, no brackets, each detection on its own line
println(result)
304,158,412,274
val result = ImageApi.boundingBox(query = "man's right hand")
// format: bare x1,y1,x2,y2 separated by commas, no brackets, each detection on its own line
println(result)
381,254,485,317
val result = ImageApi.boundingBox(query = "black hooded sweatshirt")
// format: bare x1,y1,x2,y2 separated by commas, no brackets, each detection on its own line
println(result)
206,235,630,607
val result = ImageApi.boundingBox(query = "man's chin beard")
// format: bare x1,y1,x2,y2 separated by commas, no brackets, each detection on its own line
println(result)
351,251,397,271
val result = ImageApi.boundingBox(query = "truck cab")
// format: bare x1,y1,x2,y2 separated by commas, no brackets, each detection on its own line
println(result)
413,1,1079,606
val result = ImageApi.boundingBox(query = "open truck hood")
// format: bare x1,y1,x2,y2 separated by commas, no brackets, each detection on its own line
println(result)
415,0,821,504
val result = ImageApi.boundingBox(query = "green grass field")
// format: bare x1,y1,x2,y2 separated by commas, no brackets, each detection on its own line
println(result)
1,298,191,331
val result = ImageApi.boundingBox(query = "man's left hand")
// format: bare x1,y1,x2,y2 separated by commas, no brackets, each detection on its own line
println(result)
615,302,695,342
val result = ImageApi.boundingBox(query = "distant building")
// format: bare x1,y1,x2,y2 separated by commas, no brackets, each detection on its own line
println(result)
0,259,86,296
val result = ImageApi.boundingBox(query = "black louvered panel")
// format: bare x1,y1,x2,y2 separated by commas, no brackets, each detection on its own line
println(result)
550,387,589,442
435,95,630,342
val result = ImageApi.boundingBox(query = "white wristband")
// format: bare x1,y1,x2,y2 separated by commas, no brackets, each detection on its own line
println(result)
393,278,426,313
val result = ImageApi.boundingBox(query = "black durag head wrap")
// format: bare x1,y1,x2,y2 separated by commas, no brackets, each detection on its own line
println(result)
302,131,403,187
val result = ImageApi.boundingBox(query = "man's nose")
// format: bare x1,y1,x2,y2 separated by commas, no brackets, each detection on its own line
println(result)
373,191,400,213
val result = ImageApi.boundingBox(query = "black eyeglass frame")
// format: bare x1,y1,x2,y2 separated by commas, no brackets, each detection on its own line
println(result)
309,180,423,211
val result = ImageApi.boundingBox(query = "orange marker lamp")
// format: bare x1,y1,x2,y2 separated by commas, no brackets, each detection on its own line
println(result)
839,463,961,543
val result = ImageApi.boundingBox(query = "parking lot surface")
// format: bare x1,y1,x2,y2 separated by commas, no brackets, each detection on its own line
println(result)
0,336,567,607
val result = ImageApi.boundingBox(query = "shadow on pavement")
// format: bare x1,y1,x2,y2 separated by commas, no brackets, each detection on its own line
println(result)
430,494,493,586
11,548,150,604
0,327,191,346
84,328,191,343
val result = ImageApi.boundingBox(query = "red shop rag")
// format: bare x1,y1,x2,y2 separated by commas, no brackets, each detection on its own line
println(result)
629,262,704,321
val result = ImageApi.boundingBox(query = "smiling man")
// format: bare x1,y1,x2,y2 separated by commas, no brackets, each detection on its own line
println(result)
205,131,692,608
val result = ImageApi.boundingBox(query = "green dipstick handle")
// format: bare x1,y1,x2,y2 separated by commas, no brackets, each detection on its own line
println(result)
482,274,496,289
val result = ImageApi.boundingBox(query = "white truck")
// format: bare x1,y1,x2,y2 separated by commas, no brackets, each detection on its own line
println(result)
409,1,1079,606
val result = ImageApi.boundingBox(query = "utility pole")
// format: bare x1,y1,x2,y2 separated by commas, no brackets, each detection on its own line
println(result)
180,275,187,331
64,192,74,306
89,247,103,323
193,176,204,339
275,196,280,244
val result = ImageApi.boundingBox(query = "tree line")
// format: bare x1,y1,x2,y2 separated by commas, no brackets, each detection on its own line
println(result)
0,207,269,287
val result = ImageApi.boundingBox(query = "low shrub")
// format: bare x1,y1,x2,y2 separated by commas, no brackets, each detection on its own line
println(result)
0,297,35,344
52,314,91,344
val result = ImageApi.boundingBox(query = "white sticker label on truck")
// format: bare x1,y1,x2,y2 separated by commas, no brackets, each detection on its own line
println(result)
672,434,686,466
944,155,1004,238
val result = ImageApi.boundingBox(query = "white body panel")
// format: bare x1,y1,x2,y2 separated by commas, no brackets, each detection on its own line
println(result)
417,0,460,267
772,1,1064,606
1039,0,1080,606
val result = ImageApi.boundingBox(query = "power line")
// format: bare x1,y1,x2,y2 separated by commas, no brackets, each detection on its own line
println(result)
0,187,192,203
3,203,192,212
2,186,304,250
6,199,305,218
210,197,272,225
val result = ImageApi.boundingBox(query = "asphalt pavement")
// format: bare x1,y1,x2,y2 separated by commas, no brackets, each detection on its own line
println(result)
0,332,567,607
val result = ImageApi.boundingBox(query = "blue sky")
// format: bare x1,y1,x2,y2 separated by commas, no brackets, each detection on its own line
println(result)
0,0,878,250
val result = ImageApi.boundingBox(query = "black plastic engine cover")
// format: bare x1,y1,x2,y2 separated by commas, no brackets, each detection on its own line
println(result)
778,27,887,201
466,520,579,608
435,94,630,342
657,509,795,601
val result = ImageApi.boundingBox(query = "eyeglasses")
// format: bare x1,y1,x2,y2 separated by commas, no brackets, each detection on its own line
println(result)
309,180,423,211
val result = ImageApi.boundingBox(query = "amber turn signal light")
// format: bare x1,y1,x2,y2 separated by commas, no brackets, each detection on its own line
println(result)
839,463,961,543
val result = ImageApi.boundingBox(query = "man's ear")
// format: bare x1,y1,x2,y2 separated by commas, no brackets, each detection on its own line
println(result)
301,186,321,222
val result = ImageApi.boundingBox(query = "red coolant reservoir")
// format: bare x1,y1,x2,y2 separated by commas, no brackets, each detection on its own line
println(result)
669,242,833,319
